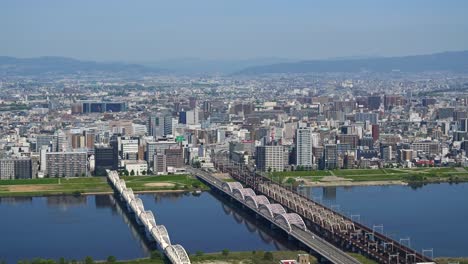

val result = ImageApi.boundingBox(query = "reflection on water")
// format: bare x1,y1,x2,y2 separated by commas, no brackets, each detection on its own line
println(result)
0,190,303,263
140,191,299,253
0,195,149,263
299,183,468,257
46,195,87,207
0,196,33,204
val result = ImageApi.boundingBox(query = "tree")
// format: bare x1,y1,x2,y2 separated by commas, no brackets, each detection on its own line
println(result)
130,169,135,176
195,251,204,257
263,252,274,261
58,257,66,264
84,256,94,264
106,256,116,263
222,249,229,257
124,170,130,176
142,170,147,176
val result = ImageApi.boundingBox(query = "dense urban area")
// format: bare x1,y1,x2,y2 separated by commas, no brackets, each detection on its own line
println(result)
1,71,467,184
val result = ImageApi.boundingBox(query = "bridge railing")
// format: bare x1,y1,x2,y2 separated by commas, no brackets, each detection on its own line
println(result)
106,170,191,264
212,158,434,264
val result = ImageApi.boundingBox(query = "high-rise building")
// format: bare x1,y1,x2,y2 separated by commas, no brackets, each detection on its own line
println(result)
336,134,359,149
36,135,55,152
95,144,118,176
384,95,404,110
459,118,468,132
367,96,381,110
255,145,285,172
148,114,163,139
380,145,393,161
0,159,33,180
179,111,187,124
189,97,197,109
323,144,338,170
165,148,184,169
153,153,167,174
79,101,126,113
46,152,88,177
295,127,313,168
163,115,175,136
355,112,379,125
372,124,380,142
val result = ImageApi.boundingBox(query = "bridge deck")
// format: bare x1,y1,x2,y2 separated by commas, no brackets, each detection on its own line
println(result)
189,167,362,264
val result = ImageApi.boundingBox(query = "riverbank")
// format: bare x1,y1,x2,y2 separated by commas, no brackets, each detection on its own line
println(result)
0,175,207,197
271,167,468,187
11,250,315,264
436,258,468,264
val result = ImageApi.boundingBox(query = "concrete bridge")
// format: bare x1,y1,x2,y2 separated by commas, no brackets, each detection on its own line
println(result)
188,167,362,264
210,156,436,264
107,170,191,264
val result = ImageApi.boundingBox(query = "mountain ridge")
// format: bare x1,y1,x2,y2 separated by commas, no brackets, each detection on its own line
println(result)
234,50,468,75
0,56,164,76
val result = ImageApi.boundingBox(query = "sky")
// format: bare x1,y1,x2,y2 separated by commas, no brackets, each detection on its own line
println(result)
1,0,468,62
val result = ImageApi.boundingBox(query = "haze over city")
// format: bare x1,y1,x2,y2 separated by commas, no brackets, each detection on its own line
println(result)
2,0,468,62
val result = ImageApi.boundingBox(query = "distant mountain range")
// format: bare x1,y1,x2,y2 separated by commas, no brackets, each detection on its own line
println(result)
235,51,468,75
141,57,294,74
2,50,468,76
0,56,163,76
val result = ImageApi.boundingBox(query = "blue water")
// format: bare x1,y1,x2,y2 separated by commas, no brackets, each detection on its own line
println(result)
0,192,294,264
299,183,468,257
139,192,294,254
0,195,149,263
1,183,467,263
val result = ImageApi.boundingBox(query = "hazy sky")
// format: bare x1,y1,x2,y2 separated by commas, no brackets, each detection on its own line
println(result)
1,0,468,61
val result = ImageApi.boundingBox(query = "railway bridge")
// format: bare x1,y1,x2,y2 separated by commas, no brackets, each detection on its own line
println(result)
209,156,436,264
107,170,191,264
188,167,362,264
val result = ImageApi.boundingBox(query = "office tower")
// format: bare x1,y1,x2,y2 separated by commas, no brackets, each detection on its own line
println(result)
438,107,455,119
372,124,380,142
295,127,313,168
202,101,212,114
384,95,404,110
46,152,88,177
54,130,68,152
380,145,393,161
153,153,167,174
422,98,436,107
336,134,359,149
163,115,175,136
80,101,126,113
255,145,285,172
121,137,139,160
360,136,374,149
355,112,379,125
324,144,338,170
185,109,199,125
459,118,468,132
165,148,184,169
36,135,55,152
148,114,163,139
189,97,197,109
179,111,187,124
95,144,118,176
367,96,381,110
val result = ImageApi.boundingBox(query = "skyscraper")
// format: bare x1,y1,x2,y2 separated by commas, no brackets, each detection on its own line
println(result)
324,144,338,170
295,127,313,168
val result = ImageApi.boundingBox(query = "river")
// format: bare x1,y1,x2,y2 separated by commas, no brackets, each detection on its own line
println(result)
0,183,467,263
